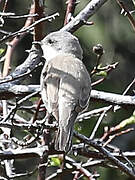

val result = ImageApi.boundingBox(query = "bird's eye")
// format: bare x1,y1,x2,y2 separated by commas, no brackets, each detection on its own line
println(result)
48,39,54,44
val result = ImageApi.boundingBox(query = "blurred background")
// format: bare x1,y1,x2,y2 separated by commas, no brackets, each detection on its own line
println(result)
0,0,135,179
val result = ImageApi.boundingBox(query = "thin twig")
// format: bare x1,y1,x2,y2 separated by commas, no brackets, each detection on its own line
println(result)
120,151,135,173
66,157,98,180
64,0,77,25
123,77,135,95
32,98,44,123
91,62,119,86
102,128,134,147
0,0,9,27
89,105,112,139
2,13,38,19
7,167,37,179
33,0,44,41
77,106,112,121
0,13,59,43
0,29,11,35
0,61,42,85
2,2,35,77
61,0,109,32
1,91,39,123
74,131,135,179
2,0,8,13
116,0,135,32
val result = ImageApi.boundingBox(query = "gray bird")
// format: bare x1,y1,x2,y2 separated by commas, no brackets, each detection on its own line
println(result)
40,31,91,152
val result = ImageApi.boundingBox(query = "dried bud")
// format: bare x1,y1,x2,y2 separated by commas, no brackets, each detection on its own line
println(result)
93,44,104,56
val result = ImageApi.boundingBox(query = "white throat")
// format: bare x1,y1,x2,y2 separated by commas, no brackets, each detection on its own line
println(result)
42,44,60,62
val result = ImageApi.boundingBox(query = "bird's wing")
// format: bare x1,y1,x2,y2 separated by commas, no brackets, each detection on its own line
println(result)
40,63,60,120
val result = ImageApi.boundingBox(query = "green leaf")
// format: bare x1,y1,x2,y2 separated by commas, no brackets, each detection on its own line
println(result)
96,71,107,77
118,111,135,129
97,64,102,68
30,97,39,102
0,48,5,55
50,157,61,166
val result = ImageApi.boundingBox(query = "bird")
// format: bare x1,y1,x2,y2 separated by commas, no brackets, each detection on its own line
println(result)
40,30,91,152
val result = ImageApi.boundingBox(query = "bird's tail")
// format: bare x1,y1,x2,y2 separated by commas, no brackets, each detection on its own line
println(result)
55,110,78,152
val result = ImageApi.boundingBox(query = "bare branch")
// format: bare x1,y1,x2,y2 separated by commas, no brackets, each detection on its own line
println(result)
74,131,135,179
116,0,135,32
33,0,45,41
0,12,15,16
64,0,77,25
2,92,39,124
1,13,38,19
0,146,48,160
0,13,59,43
89,105,112,139
0,84,135,108
91,90,135,107
61,0,109,32
0,85,40,100
0,44,42,86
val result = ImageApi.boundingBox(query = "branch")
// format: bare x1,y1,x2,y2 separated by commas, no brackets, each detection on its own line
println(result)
64,0,78,25
72,144,135,162
2,3,35,77
0,146,48,160
0,13,59,43
0,44,42,86
91,90,135,107
1,13,38,19
1,91,39,123
0,85,135,107
61,0,109,32
116,0,135,32
33,0,44,41
74,131,135,179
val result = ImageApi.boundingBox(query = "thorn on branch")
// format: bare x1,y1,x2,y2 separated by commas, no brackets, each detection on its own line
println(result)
81,19,94,26
116,0,135,32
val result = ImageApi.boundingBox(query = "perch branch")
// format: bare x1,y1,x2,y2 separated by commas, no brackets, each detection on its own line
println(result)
0,85,135,107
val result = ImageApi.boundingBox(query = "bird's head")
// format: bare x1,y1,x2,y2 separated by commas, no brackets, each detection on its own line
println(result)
41,31,83,61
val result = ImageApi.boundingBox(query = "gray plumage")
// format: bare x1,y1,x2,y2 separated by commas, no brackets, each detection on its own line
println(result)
40,31,91,152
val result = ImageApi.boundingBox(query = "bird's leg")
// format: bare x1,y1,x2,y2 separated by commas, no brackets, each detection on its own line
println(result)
44,112,58,128
44,111,51,125
35,112,50,125
61,153,66,168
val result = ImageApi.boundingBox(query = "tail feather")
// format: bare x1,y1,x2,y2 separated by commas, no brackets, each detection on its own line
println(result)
55,111,78,152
